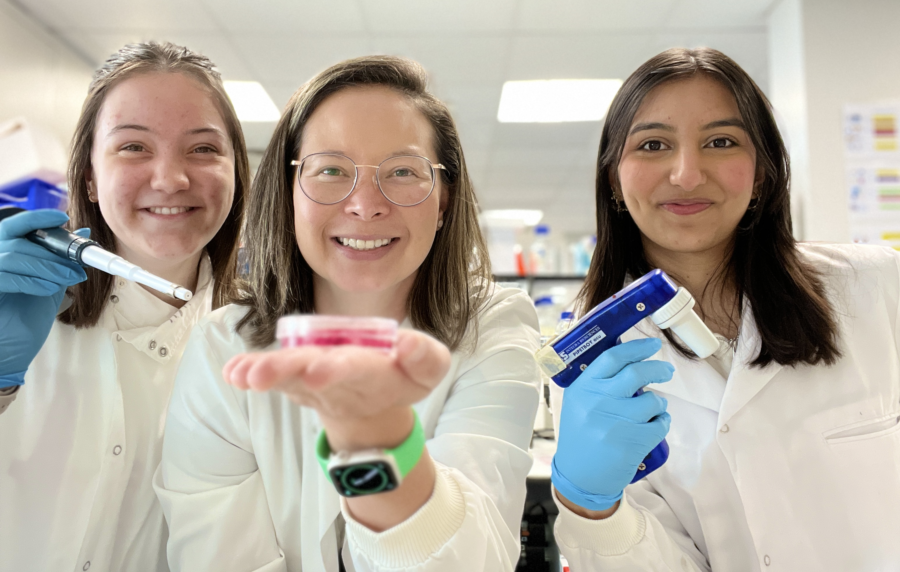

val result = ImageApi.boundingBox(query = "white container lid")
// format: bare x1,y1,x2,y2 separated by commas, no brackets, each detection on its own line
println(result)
650,288,719,359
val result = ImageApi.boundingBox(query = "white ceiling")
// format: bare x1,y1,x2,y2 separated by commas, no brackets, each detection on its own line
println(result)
15,0,777,234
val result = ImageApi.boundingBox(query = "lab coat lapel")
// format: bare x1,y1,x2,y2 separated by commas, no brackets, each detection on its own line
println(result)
717,302,783,426
626,322,726,413
304,407,343,572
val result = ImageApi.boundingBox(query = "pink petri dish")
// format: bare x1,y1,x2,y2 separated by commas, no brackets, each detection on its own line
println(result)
276,315,398,351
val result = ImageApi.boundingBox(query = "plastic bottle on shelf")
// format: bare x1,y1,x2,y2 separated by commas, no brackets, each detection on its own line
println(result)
570,234,596,276
534,296,558,344
529,225,559,275
556,311,574,337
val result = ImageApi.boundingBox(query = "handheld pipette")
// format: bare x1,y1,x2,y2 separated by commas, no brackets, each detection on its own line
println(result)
0,207,192,301
536,269,718,482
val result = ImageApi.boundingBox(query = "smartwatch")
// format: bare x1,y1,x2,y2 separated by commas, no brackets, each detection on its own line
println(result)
316,410,426,497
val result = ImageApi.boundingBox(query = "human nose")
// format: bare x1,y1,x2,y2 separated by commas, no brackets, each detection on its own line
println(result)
668,147,706,192
150,151,190,194
343,166,390,220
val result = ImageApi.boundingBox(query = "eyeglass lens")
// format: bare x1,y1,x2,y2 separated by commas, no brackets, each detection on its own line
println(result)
298,154,435,206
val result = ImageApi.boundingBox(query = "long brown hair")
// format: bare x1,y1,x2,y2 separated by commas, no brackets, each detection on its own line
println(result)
580,47,840,367
235,55,491,350
60,41,248,327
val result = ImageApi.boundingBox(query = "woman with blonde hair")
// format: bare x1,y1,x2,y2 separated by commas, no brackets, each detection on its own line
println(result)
155,55,542,572
0,41,247,571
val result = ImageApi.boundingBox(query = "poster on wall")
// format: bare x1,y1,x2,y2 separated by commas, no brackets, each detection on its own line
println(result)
843,103,900,250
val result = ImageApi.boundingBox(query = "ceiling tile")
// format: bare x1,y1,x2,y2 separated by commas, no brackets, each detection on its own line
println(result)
517,0,677,31
369,36,510,85
664,0,777,28
361,0,518,32
18,0,218,32
201,0,366,32
507,34,654,81
232,33,371,83
62,32,256,78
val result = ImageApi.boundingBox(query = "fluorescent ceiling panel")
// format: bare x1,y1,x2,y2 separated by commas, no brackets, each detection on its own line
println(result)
497,79,623,123
224,81,281,122
480,209,544,227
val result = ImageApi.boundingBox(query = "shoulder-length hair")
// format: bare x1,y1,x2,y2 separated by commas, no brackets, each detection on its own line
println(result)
60,41,249,328
579,47,840,367
235,55,491,350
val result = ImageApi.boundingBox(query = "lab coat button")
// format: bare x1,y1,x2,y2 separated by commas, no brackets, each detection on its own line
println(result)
83,562,91,571
159,346,168,357
720,424,729,433
149,340,157,350
764,555,771,566
113,445,122,455
110,295,119,304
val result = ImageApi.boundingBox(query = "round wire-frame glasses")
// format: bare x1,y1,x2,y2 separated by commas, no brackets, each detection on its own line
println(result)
290,152,447,207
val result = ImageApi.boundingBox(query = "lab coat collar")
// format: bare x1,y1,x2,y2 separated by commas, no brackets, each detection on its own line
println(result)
106,256,214,364
717,299,783,427
629,298,783,422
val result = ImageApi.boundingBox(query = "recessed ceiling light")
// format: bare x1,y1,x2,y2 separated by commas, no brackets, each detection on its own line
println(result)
224,81,281,122
497,79,623,123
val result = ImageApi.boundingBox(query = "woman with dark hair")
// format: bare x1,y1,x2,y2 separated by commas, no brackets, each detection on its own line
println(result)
154,56,542,571
549,47,900,570
0,42,247,571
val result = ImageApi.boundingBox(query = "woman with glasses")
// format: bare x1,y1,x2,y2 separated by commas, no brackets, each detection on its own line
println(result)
154,56,542,571
549,48,900,570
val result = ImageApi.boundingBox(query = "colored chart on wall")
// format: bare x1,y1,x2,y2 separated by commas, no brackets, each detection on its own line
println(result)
843,102,900,250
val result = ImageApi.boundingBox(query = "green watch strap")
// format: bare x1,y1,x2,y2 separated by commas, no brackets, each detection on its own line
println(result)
316,410,426,478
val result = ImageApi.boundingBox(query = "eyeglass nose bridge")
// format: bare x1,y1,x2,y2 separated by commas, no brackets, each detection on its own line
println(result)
291,154,447,207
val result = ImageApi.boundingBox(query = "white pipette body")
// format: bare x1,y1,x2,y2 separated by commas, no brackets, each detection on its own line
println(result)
80,246,193,301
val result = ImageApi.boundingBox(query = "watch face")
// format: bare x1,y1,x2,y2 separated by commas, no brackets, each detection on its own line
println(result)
330,462,399,497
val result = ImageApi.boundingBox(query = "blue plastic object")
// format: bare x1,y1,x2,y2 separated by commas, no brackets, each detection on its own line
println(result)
541,269,679,482
0,178,68,212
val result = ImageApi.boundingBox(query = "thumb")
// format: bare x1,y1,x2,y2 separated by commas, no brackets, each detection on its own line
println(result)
73,227,91,239
394,330,451,390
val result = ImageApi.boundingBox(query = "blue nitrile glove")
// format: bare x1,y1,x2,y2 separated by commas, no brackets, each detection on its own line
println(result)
552,337,674,511
0,209,89,388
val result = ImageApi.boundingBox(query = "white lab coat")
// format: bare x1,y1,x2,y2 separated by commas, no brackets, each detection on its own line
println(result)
551,243,900,572
0,258,213,572
153,286,542,572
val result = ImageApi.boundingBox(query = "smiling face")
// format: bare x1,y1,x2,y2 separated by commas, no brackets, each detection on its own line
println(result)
89,71,235,272
293,86,446,303
616,75,758,263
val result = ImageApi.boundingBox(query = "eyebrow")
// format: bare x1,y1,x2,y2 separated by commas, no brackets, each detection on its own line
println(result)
108,124,150,135
702,118,746,130
629,117,746,135
304,148,427,160
107,125,227,137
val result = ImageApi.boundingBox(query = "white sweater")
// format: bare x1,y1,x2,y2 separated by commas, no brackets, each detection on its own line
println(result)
154,286,542,572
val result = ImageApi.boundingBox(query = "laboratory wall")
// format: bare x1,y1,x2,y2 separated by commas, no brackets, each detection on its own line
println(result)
0,0,92,147
771,0,900,243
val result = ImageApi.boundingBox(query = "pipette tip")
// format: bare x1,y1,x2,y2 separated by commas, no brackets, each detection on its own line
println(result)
174,287,193,301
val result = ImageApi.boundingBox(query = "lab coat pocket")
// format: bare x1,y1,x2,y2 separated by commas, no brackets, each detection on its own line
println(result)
823,411,900,445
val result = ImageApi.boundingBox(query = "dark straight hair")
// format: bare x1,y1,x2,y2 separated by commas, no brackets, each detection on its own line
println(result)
60,41,249,327
579,47,840,368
